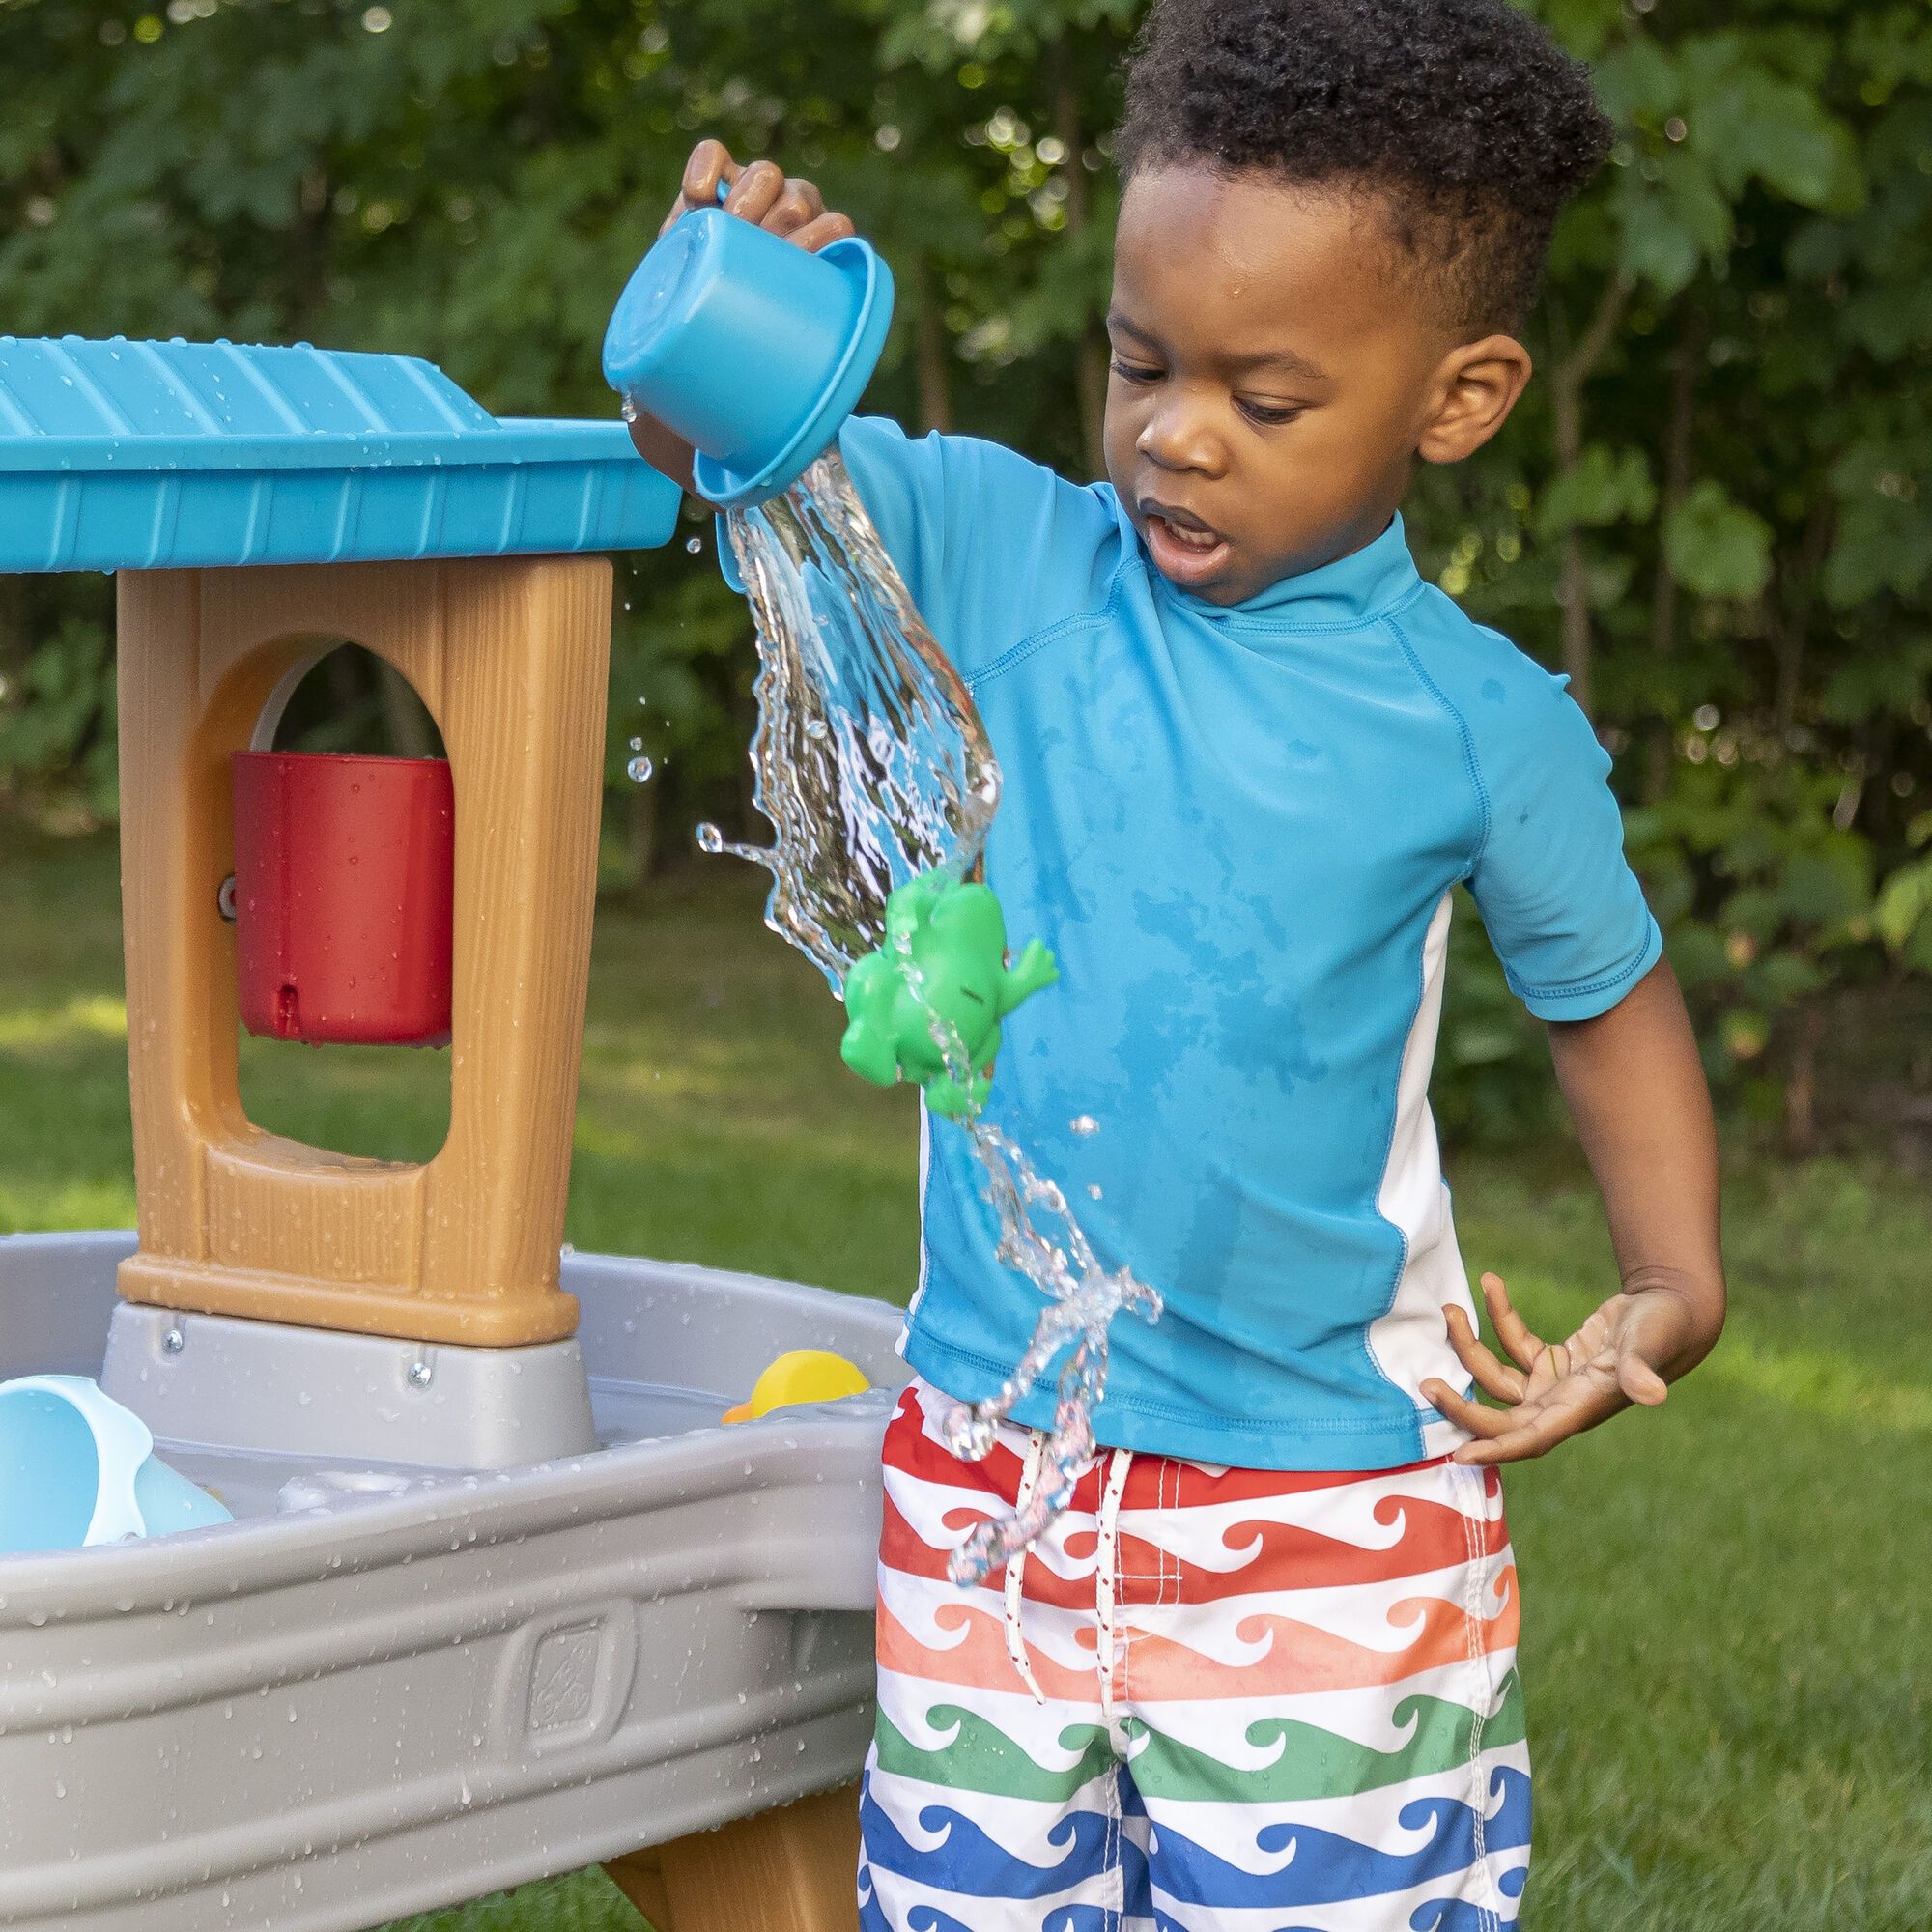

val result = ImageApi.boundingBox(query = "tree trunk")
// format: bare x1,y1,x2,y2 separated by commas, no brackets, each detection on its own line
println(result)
912,256,953,436
289,165,331,343
1645,317,1699,799
1546,274,1634,724
0,574,23,680
1054,60,1109,481
1783,1001,1825,1156
1772,501,1834,737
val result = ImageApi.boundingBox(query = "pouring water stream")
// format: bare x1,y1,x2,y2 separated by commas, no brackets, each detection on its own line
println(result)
707,447,1162,1584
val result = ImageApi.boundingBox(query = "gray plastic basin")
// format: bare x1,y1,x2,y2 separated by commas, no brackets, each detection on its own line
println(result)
0,1231,908,1932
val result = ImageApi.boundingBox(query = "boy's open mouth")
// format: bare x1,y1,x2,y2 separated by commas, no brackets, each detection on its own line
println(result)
1140,498,1232,587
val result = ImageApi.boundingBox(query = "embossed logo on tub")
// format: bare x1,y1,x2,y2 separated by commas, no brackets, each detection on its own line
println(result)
493,1599,639,1758
528,1622,601,1734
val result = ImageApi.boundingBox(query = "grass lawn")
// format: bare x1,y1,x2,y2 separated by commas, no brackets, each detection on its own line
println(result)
1,831,1926,1931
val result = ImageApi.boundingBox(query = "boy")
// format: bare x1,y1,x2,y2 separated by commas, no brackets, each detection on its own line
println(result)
631,0,1726,1923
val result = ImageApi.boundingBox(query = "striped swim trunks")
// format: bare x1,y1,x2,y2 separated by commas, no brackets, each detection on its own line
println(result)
859,1378,1529,1931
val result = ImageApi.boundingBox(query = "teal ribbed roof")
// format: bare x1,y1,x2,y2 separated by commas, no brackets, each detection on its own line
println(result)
0,335,680,570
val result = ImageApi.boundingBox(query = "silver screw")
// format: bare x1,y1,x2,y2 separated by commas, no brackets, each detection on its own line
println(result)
407,1360,433,1389
162,1327,185,1356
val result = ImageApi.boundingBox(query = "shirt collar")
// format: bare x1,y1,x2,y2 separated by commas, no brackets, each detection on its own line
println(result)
1142,511,1423,628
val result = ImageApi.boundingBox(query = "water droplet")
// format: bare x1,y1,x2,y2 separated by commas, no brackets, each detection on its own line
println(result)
1069,1114,1100,1136
1088,1183,1103,1200
804,718,830,741
686,535,704,554
696,821,724,853
627,755,654,783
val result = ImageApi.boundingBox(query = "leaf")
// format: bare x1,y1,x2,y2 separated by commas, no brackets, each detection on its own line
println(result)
1720,1009,1770,1062
1535,443,1657,539
1592,35,1678,122
1663,481,1774,600
1875,857,1932,954
1777,844,1874,928
1755,952,1826,1005
1613,174,1704,295
1663,923,1728,993
1719,886,1782,945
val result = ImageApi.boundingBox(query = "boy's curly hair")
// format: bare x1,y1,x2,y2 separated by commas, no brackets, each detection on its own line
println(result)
1116,0,1612,334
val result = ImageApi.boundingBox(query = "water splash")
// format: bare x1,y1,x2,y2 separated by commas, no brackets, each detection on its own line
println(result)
721,448,1000,983
712,445,1161,1584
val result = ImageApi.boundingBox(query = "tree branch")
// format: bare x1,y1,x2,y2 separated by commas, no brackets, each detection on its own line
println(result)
1555,271,1635,397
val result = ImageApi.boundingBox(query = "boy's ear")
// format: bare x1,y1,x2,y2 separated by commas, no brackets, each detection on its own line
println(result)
1416,336,1534,466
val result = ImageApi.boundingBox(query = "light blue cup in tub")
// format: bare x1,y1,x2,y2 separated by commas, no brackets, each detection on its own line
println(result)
0,1374,232,1554
602,203,895,511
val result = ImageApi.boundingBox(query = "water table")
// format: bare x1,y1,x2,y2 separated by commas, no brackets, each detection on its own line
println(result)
0,334,901,1932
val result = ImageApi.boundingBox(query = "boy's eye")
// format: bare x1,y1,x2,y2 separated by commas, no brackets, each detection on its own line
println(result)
1109,356,1162,386
1237,398,1306,427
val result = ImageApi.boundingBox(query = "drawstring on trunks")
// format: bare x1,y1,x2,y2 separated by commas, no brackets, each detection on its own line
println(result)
1094,1446,1133,1724
1003,1433,1048,1703
1001,1431,1137,1718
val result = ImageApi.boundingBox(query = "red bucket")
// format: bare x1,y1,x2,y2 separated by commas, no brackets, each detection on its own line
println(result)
231,751,455,1047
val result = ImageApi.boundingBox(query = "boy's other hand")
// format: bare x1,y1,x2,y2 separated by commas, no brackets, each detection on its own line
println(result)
1421,1269,1705,1466
661,138,856,251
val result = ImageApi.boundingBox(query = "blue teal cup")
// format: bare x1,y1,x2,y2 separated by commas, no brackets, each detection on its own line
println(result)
0,1375,232,1554
603,205,895,509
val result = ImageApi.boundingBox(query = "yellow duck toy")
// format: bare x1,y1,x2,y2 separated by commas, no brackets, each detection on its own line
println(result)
721,1349,871,1425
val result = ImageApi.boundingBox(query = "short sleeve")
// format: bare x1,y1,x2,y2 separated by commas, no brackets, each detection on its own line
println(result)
1465,663,1662,1022
831,415,1119,681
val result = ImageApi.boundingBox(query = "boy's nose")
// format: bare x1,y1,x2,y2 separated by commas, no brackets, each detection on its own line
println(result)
1136,404,1224,477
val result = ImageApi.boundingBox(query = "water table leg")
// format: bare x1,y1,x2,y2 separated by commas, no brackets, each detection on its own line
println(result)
604,1782,861,1931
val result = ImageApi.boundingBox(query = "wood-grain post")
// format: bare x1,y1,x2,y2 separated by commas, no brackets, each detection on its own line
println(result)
604,1785,864,1931
114,555,611,1348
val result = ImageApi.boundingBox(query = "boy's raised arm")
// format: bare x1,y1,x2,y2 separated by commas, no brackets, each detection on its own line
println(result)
1424,956,1726,1464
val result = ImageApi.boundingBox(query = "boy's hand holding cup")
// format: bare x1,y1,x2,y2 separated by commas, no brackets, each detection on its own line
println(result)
627,140,856,490
662,137,855,250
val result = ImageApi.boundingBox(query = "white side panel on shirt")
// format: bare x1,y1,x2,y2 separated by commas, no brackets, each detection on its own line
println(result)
899,1099,933,1359
1366,891,1481,1458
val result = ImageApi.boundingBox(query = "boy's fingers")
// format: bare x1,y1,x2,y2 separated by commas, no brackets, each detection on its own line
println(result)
787,210,858,252
1618,1352,1670,1406
1452,1371,1627,1465
675,138,737,215
1445,1307,1527,1401
1452,1399,1588,1464
1453,1422,1560,1466
764,177,828,234
1479,1271,1544,1375
723,158,786,222
1419,1378,1518,1438
764,181,818,239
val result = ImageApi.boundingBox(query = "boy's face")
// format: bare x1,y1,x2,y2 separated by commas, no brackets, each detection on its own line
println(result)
1104,165,1526,606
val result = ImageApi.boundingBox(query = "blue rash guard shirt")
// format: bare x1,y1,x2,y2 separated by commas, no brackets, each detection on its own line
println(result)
822,415,1662,1471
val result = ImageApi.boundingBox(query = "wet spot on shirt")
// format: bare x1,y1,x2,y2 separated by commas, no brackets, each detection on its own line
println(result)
1131,889,1210,951
1175,1177,1241,1303
1481,678,1506,704
1237,891,1290,951
1213,982,1330,1094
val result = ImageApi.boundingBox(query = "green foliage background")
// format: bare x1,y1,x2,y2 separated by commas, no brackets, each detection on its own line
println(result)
2,0,1929,1145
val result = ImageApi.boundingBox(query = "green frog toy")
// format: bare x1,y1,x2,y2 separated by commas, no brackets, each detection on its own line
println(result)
840,873,1060,1119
